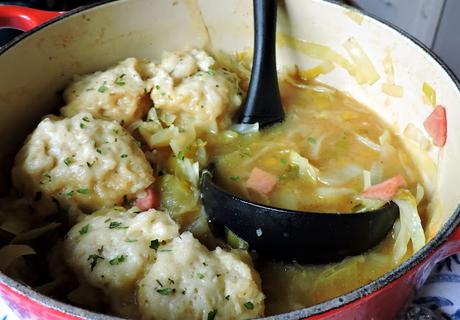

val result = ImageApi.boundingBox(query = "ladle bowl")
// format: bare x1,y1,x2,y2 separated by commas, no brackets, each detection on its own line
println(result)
201,169,399,263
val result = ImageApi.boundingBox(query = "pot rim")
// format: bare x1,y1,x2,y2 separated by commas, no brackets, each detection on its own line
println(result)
0,0,459,319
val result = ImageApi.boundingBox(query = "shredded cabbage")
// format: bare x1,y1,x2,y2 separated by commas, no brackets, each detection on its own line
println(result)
416,184,425,205
383,51,395,83
299,61,335,81
0,244,36,272
195,139,208,166
140,125,179,148
231,123,259,134
127,120,143,132
363,170,371,190
176,158,200,187
370,162,383,185
393,190,425,262
345,9,364,25
343,37,380,85
382,83,404,97
277,33,356,78
318,164,362,186
11,222,62,244
170,129,196,155
308,134,326,160
355,134,382,152
0,216,30,235
379,131,391,145
422,82,436,106
289,150,317,183
316,187,354,198
353,195,385,212
403,123,431,151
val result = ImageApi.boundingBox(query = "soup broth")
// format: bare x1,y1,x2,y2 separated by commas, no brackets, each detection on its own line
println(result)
211,79,422,213
207,76,425,314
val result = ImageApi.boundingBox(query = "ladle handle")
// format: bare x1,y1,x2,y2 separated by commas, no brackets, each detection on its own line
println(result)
238,0,284,127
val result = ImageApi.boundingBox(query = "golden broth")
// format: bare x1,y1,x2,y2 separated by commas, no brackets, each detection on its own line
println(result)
206,77,426,314
210,79,423,213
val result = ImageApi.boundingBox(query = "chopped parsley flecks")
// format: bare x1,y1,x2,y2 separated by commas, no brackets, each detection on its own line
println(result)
207,310,217,320
155,85,160,90
120,154,128,158
77,188,90,195
307,136,317,144
168,278,175,285
150,239,160,251
80,123,87,129
79,224,89,235
225,295,230,301
239,151,251,158
87,161,94,168
82,116,90,122
65,190,74,197
177,151,185,161
156,288,173,295
125,239,137,243
63,157,73,166
87,254,104,271
109,221,128,229
98,81,107,93
114,74,126,86
244,302,254,310
96,148,102,154
196,272,205,279
109,255,126,265
230,176,240,181
280,158,287,165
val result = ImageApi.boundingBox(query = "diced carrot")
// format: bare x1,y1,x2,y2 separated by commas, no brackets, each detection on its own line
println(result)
423,105,447,147
134,186,159,211
362,175,407,202
246,167,278,195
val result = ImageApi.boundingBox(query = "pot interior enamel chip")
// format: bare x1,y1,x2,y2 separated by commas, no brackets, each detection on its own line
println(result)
0,0,460,319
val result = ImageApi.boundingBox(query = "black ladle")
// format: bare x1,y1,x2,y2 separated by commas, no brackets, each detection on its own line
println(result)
200,0,399,263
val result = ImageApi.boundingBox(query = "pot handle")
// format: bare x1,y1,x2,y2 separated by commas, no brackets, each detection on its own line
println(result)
0,5,62,32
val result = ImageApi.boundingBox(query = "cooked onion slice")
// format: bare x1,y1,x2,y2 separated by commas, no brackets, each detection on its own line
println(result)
343,37,380,85
0,244,36,272
393,190,425,262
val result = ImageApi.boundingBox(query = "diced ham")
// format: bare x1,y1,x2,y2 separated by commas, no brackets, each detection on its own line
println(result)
246,167,278,195
423,105,447,147
362,175,407,202
134,186,159,211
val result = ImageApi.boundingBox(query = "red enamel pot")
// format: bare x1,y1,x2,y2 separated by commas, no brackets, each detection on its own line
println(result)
0,1,460,319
